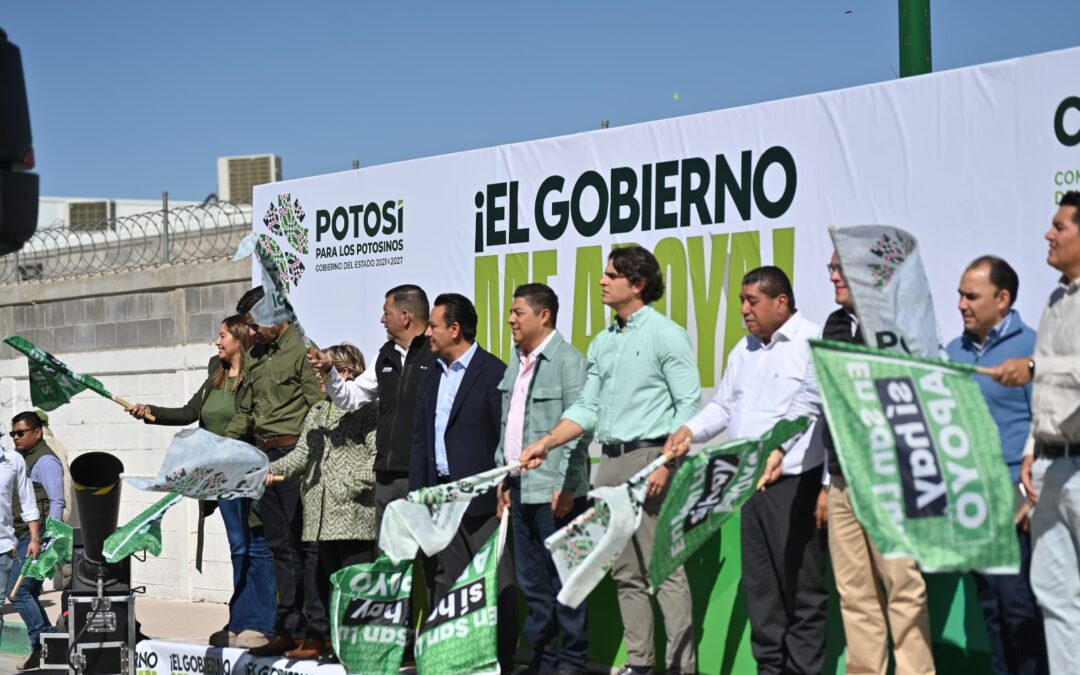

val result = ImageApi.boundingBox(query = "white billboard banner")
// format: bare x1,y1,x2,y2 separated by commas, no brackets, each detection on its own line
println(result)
253,47,1080,391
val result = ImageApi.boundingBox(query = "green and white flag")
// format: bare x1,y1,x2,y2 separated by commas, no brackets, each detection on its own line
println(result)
125,428,269,500
649,417,810,590
830,225,943,357
330,555,413,675
379,465,512,564
545,454,669,609
102,493,183,564
810,339,1019,572
3,336,113,411
415,515,507,675
20,517,73,581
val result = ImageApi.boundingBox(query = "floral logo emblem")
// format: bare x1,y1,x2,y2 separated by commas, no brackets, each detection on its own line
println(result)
259,193,308,291
868,230,916,288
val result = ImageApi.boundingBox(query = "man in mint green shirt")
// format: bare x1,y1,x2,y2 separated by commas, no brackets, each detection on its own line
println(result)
520,246,701,675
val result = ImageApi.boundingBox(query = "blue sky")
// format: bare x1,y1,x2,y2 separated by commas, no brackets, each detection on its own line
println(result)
5,1,1078,201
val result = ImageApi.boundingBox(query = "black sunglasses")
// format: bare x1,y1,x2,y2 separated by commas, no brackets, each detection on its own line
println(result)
9,427,41,439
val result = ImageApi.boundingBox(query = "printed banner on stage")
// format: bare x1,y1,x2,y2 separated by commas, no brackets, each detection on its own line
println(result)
3,336,113,411
378,465,511,563
20,517,72,581
415,527,502,675
810,339,1019,572
103,493,183,564
546,454,668,609
830,226,943,357
125,428,269,500
330,555,412,675
649,417,810,590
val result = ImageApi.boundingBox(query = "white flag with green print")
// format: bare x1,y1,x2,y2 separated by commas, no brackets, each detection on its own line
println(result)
378,465,512,564
545,454,669,609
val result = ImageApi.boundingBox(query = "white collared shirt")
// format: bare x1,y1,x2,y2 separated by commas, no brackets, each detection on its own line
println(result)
0,448,41,554
685,311,825,476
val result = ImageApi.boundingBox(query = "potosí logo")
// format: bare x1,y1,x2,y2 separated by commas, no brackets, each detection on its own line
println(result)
473,146,796,252
315,199,405,257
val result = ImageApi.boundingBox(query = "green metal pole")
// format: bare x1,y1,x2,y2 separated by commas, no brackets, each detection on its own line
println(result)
899,0,932,77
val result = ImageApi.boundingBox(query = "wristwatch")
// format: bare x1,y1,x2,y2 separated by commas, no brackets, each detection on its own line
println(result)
1028,359,1036,377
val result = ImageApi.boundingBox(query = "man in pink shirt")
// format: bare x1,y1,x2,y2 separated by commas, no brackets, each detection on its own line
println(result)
495,283,592,675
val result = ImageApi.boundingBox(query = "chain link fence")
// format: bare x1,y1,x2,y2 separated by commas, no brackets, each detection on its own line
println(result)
0,200,253,285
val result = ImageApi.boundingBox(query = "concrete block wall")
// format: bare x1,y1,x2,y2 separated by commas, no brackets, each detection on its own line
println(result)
0,260,253,603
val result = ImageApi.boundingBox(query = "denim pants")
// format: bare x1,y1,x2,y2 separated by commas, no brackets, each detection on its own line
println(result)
218,498,277,635
5,534,54,649
509,482,589,673
0,547,14,640
1030,457,1080,675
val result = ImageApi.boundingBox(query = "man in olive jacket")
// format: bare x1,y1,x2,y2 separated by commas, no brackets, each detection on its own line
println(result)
495,283,592,675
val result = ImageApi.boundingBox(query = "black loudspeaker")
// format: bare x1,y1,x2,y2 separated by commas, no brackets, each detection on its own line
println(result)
69,453,129,592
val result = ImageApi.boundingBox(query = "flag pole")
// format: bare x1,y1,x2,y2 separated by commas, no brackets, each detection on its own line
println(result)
111,396,156,422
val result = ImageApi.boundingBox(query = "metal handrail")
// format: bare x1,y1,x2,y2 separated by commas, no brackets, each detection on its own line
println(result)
0,200,252,285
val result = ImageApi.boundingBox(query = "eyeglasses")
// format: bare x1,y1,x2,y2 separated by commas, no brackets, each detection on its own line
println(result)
826,263,843,275
9,427,40,439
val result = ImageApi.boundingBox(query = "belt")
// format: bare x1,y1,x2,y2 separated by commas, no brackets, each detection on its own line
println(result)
601,437,667,457
1037,441,1080,460
255,435,299,451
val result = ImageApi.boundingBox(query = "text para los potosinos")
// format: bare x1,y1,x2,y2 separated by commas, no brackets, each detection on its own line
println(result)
313,197,405,269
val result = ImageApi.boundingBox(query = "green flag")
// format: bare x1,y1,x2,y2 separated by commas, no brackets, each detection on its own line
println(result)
810,339,1019,572
649,417,810,590
20,517,73,581
102,493,183,564
330,555,413,675
415,527,502,675
3,336,112,411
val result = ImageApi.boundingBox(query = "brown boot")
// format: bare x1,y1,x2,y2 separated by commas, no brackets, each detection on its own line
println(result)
283,638,330,660
248,634,299,657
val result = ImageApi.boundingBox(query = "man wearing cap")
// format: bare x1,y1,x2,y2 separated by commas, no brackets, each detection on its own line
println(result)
6,411,57,671
224,287,326,660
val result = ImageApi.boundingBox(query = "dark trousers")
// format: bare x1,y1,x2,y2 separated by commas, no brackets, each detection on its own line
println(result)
316,539,376,640
973,528,1049,675
423,513,519,674
741,467,828,675
374,471,410,550
509,483,589,673
259,444,326,639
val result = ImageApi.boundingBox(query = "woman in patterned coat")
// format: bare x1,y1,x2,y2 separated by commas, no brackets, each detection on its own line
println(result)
267,343,379,663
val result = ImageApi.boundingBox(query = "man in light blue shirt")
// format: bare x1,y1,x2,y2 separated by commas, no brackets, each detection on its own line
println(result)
522,246,700,675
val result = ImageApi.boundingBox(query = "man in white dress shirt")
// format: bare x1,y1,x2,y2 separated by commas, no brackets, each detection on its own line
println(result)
0,428,42,639
665,266,827,675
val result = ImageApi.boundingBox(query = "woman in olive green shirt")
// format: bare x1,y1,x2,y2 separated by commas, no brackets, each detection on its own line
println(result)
129,315,276,650
267,343,379,664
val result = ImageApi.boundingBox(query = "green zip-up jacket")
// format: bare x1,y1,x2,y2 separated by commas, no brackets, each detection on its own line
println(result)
494,331,592,503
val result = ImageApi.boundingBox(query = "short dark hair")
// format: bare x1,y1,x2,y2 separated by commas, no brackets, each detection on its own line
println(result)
608,246,664,304
433,293,478,342
386,284,430,322
11,411,42,429
967,255,1019,307
741,266,796,311
513,283,559,326
236,287,265,315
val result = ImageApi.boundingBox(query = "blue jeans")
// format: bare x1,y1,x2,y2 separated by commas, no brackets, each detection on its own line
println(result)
0,547,14,641
5,534,53,649
218,498,276,634
509,483,589,672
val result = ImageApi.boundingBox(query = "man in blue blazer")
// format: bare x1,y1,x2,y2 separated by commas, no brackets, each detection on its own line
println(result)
409,292,517,671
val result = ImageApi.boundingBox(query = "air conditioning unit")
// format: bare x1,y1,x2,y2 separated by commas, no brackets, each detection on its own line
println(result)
217,154,282,203
67,200,115,231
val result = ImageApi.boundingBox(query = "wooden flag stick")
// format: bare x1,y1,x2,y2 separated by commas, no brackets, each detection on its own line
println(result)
112,396,156,422
8,573,24,600
974,366,994,376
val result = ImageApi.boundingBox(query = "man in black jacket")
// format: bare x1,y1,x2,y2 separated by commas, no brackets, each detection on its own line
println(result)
311,284,435,535
410,292,517,672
